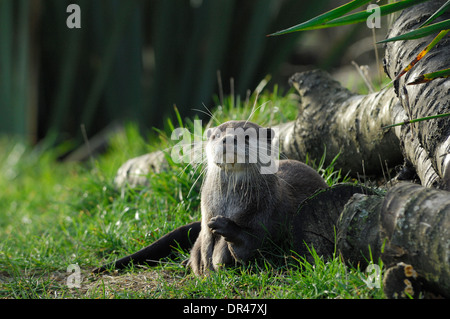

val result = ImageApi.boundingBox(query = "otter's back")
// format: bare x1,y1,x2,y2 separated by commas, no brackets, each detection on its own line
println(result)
276,159,328,205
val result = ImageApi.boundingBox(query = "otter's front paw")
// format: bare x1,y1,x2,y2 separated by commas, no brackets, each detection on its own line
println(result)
208,216,240,243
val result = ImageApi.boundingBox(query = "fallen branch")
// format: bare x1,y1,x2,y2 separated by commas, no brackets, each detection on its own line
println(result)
335,183,450,298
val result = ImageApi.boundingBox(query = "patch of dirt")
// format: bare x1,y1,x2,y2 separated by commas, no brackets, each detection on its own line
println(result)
1,267,185,299
62,267,183,298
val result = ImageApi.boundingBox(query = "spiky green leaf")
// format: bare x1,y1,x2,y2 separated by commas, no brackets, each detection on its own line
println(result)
303,0,428,30
268,0,371,36
382,112,450,129
407,68,450,85
419,0,450,27
378,19,450,43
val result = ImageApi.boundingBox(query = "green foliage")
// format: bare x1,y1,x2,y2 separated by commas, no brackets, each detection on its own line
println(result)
407,67,450,85
0,0,30,137
378,20,450,42
269,0,427,34
419,0,450,27
269,0,372,35
308,150,351,186
0,0,333,145
152,247,384,299
319,0,429,30
270,0,448,79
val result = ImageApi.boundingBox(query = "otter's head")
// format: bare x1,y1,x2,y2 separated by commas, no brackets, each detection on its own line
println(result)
205,121,278,174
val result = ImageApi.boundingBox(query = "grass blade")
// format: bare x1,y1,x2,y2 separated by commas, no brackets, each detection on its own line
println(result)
268,0,372,36
236,0,274,95
407,68,450,85
0,0,13,134
378,19,450,43
14,0,30,137
81,1,136,131
419,0,450,27
297,0,428,30
382,112,450,129
393,29,449,80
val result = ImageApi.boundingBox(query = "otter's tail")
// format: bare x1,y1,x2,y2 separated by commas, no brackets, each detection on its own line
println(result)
93,221,201,273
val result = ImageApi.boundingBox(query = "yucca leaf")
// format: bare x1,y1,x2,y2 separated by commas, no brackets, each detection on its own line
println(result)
419,0,450,27
268,0,371,36
407,68,450,85
80,1,136,130
0,0,13,134
378,19,450,43
297,0,428,31
394,29,449,80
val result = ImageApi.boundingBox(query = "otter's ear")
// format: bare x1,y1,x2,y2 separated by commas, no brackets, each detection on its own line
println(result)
206,128,213,139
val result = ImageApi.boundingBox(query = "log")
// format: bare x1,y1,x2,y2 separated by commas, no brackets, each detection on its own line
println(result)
114,150,168,188
383,0,450,189
336,193,384,268
335,183,450,298
380,183,450,298
281,70,404,176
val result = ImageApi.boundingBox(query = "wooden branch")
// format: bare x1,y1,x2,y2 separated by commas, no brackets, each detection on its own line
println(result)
283,70,403,176
383,0,450,188
335,183,450,298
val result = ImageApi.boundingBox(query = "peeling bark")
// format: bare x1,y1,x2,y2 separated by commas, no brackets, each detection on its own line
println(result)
114,150,168,188
281,71,404,176
380,183,450,297
334,183,450,298
336,193,384,268
383,0,450,188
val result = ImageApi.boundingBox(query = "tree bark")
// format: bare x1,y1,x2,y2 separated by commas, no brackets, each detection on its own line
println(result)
383,0,450,189
280,71,404,176
334,183,450,298
282,0,450,188
114,150,168,188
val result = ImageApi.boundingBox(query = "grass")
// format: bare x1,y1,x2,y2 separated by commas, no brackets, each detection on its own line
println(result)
0,86,384,299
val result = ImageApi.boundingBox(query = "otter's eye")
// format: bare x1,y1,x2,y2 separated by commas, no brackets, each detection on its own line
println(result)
214,132,221,140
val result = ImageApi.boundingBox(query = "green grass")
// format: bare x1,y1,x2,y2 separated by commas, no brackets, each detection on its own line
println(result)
0,87,384,299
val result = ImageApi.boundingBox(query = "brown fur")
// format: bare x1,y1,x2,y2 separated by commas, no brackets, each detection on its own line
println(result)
188,120,328,275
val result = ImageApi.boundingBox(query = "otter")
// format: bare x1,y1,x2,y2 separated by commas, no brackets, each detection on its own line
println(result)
94,120,328,275
187,120,328,275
